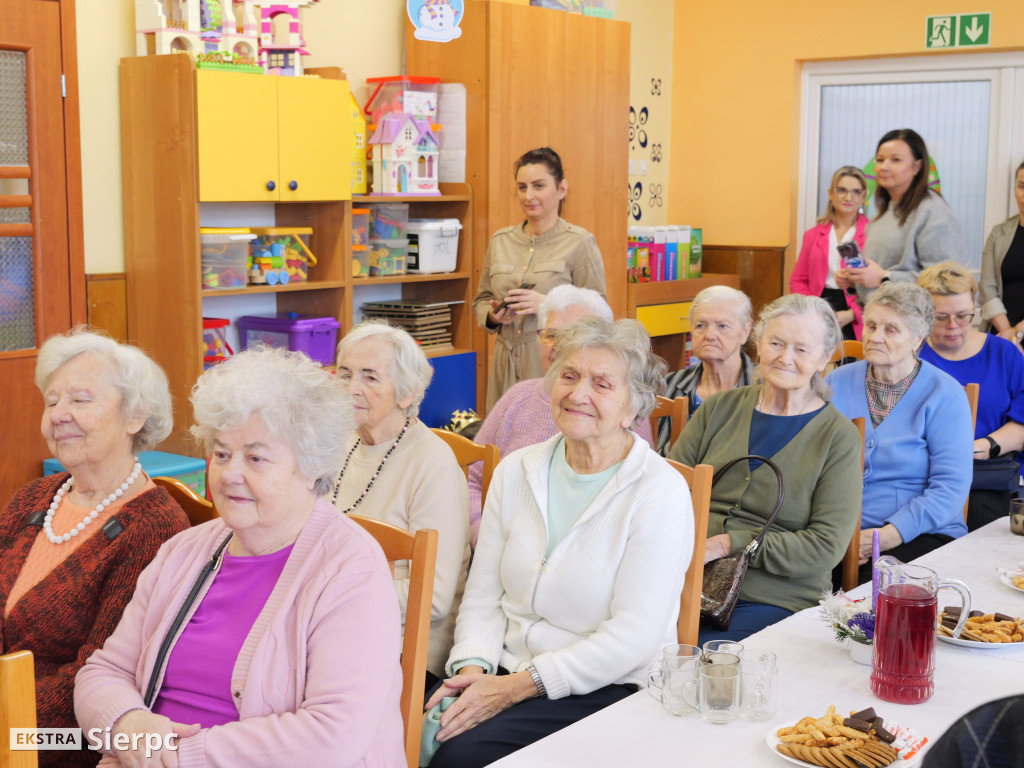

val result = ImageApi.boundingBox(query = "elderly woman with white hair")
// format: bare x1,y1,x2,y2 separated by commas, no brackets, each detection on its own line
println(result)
75,347,405,767
828,281,973,583
467,285,653,545
0,328,188,768
658,285,755,455
670,294,862,643
334,320,470,693
424,317,692,768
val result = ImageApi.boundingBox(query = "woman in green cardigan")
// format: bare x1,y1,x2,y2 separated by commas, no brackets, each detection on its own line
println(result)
669,294,863,643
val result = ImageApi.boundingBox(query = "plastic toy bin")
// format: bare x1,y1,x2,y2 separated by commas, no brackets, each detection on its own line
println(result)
368,203,409,240
202,317,234,369
407,219,462,274
236,313,341,366
44,451,209,498
352,208,370,278
248,227,316,286
200,229,254,290
368,238,408,277
364,75,441,123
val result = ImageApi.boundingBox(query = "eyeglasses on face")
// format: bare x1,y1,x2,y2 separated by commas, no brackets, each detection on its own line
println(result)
933,312,975,326
537,328,558,347
834,186,865,198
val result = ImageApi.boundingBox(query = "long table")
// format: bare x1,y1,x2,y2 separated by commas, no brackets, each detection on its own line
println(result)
491,517,1024,766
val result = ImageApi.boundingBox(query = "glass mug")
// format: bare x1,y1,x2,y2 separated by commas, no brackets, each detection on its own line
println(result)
647,644,702,716
681,663,742,724
871,556,970,704
739,651,779,721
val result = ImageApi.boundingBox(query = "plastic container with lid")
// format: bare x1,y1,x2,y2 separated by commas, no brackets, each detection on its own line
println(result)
368,203,409,240
202,317,234,369
406,219,462,274
248,227,316,285
367,238,408,276
236,313,341,366
200,228,254,290
352,208,371,277
364,75,441,123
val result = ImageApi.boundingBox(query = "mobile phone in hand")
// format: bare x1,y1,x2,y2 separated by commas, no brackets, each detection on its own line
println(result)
837,241,866,269
497,283,536,313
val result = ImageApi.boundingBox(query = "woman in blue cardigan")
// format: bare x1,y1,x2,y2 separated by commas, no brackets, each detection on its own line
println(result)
827,281,972,584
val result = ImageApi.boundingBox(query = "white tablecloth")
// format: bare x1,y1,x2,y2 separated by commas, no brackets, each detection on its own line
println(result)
491,518,1024,767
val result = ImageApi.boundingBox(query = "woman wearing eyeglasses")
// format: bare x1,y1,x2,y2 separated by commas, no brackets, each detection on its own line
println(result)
917,263,1024,530
790,166,869,341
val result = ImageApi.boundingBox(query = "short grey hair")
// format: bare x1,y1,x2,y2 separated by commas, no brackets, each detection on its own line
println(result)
690,285,753,328
35,326,172,453
754,294,841,401
538,285,613,328
190,347,354,496
336,320,433,417
865,281,934,341
544,316,667,421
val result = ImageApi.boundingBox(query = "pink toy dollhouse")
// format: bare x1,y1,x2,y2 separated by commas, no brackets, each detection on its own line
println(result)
259,1,319,76
134,0,259,66
368,113,441,196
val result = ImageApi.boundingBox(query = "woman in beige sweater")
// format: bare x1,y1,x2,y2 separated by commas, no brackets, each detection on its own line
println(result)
334,321,471,692
473,147,607,410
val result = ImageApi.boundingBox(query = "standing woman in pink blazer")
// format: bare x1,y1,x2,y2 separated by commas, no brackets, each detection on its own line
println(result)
790,166,869,340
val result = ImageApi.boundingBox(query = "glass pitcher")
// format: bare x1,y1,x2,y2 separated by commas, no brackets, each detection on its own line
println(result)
870,555,970,704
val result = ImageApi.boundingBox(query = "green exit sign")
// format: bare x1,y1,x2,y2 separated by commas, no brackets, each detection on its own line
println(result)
927,13,991,50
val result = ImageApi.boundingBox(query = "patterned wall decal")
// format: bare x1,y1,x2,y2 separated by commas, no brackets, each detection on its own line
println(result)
629,106,648,151
629,181,643,221
651,77,661,96
648,183,663,208
651,143,662,163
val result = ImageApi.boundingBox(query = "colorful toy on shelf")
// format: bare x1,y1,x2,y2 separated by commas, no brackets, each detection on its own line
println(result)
368,113,441,195
364,75,441,123
258,1,320,76
248,227,317,286
349,93,368,194
200,228,254,289
352,208,370,277
134,0,261,72
368,238,408,276
202,317,235,369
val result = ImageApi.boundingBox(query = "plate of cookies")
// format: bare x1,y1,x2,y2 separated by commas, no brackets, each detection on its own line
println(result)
767,705,925,767
935,606,1024,648
998,571,1024,594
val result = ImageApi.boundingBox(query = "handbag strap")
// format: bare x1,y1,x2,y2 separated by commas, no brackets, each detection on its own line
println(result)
711,455,785,555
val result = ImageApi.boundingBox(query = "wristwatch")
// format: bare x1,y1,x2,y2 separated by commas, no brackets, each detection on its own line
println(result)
984,435,1000,459
879,275,891,284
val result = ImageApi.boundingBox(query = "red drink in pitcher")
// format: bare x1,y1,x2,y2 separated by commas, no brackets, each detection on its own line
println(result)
870,583,936,704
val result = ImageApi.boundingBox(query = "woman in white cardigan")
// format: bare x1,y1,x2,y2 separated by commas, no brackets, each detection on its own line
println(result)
425,317,693,768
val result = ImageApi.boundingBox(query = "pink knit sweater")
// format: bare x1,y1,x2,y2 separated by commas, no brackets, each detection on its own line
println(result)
468,378,654,546
74,498,405,768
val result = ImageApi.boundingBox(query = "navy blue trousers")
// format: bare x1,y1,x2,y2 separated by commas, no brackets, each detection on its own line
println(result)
697,600,792,645
429,672,637,768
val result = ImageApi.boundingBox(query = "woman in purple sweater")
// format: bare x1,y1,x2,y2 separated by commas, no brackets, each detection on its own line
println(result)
75,348,405,767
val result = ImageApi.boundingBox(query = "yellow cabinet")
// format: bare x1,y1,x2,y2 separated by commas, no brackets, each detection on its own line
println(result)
636,302,693,337
197,71,350,202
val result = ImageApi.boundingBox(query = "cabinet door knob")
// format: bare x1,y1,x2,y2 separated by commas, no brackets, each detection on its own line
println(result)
288,180,298,191
266,180,276,191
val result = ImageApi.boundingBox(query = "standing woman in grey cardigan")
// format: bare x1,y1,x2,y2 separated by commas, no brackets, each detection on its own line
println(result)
838,128,967,299
979,160,1024,344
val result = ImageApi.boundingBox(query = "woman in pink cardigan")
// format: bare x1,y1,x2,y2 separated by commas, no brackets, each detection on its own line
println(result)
75,348,405,768
790,165,869,341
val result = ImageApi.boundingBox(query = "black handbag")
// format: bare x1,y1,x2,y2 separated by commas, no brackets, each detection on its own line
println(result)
971,454,1020,493
700,455,785,631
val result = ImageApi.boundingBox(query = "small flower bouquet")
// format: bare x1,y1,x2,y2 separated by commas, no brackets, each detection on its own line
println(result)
819,591,875,663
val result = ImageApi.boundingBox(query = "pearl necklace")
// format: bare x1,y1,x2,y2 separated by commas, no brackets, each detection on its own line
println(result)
44,459,143,545
331,417,411,512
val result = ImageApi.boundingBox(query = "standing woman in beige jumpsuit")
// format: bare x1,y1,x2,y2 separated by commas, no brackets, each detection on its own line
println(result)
474,148,607,410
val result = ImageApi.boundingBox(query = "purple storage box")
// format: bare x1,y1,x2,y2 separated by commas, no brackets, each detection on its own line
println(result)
235,313,341,366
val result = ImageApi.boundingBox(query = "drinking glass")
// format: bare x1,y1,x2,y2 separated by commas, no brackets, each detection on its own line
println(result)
739,651,779,721
702,640,744,658
684,663,741,724
647,644,701,716
1011,498,1024,536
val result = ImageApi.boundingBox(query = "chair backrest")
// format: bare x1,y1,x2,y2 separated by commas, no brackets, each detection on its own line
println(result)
0,650,37,768
153,476,217,527
347,515,437,768
829,339,864,364
649,396,689,452
962,382,980,523
430,428,500,510
664,459,713,647
841,417,866,592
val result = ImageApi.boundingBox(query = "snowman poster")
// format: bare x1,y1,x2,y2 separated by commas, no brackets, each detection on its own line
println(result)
407,0,464,42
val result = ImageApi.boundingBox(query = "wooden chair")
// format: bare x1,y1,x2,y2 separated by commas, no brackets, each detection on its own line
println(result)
430,428,500,510
840,417,867,592
153,476,217,527
664,459,713,647
829,339,864,364
347,516,437,768
962,382,980,523
0,650,37,768
649,396,689,452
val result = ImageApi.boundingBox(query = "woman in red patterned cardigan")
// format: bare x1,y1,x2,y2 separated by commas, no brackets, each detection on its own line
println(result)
0,328,188,767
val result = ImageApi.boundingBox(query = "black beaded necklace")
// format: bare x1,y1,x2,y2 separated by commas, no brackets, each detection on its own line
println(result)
331,417,411,512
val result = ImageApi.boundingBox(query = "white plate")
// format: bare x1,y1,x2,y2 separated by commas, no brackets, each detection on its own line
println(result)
766,717,925,765
936,633,1024,650
999,572,1024,594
